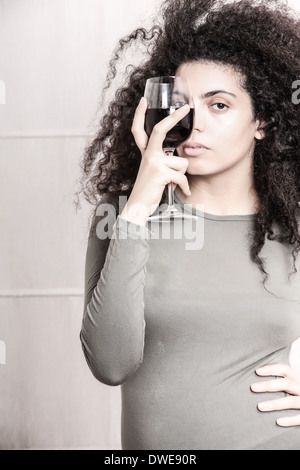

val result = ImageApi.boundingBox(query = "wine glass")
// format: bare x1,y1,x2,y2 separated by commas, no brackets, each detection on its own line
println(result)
144,76,197,221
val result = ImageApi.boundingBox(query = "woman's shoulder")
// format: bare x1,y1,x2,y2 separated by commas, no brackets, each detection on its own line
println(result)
98,192,120,209
89,192,124,237
93,192,125,216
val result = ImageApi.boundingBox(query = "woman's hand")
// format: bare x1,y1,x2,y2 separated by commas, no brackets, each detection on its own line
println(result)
251,364,300,426
120,97,191,226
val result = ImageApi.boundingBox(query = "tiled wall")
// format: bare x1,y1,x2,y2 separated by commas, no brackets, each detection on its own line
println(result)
0,0,157,449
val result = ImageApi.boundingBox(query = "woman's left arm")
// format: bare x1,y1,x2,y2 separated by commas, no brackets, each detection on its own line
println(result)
251,364,300,427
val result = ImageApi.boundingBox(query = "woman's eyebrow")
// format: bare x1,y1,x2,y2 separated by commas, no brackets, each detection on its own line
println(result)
173,89,238,101
200,90,237,99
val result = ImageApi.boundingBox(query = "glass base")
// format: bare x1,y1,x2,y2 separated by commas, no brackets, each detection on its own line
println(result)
147,205,198,222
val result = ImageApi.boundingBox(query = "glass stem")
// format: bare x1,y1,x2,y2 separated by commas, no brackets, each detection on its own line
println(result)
164,148,176,209
168,183,175,207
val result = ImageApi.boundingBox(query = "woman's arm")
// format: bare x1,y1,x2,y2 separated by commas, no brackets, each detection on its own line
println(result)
80,195,151,386
80,98,192,386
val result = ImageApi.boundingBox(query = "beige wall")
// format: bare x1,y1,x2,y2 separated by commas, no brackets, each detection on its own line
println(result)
0,0,159,449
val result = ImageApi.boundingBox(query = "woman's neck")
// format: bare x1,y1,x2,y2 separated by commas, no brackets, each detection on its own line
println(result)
177,172,259,216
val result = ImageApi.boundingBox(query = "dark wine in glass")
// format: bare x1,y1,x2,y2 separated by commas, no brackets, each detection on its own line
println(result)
144,76,196,221
145,108,194,150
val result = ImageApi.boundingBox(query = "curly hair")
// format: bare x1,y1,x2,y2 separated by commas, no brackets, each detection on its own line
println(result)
76,0,300,278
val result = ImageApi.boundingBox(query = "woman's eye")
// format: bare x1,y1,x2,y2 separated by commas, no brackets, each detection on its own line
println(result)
172,101,187,108
211,103,229,111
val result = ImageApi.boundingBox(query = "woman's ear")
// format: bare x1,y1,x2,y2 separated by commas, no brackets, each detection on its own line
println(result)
254,120,267,140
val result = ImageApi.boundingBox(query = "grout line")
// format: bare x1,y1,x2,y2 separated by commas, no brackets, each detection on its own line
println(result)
0,289,84,298
0,132,92,139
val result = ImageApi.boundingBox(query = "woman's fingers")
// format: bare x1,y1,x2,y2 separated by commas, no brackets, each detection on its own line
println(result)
146,104,190,154
163,155,189,173
251,363,300,427
277,415,300,427
164,169,190,196
257,395,300,427
252,364,300,394
257,396,300,412
251,377,300,396
131,97,149,151
131,98,190,154
255,364,300,380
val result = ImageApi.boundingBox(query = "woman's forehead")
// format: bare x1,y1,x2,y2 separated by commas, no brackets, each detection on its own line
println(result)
176,61,247,96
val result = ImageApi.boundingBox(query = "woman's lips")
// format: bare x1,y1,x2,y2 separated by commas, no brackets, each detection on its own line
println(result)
183,144,209,157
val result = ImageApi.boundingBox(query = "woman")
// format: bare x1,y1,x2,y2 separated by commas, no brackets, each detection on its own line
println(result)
79,0,300,449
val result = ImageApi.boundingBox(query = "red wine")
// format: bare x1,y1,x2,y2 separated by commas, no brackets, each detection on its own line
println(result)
145,108,194,149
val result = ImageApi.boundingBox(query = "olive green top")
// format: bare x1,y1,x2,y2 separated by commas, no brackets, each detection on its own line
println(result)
80,189,300,450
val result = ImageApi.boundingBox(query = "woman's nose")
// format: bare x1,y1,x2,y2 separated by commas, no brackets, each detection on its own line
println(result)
191,102,205,132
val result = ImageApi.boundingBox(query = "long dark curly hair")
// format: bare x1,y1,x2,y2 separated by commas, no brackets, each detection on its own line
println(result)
76,0,300,277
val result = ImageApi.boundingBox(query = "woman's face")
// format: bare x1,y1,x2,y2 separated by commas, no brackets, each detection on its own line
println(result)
176,61,263,177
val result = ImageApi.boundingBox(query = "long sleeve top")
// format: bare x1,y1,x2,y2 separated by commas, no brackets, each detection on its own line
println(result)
80,190,300,450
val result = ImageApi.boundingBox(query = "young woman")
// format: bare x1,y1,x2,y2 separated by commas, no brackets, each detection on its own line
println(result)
79,0,300,449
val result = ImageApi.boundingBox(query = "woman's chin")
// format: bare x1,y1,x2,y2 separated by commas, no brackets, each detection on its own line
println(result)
186,161,214,176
